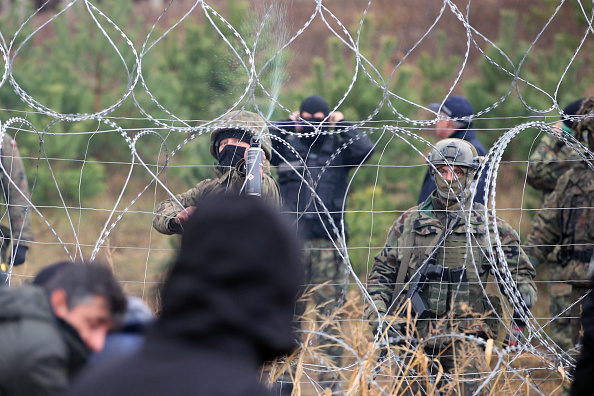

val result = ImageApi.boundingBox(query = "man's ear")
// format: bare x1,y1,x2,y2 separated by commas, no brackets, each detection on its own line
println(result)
49,289,69,319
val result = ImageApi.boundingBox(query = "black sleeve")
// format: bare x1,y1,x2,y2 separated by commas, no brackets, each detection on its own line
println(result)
269,120,295,166
336,121,375,166
572,289,594,396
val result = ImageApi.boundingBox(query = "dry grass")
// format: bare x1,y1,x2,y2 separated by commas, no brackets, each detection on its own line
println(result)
264,291,568,396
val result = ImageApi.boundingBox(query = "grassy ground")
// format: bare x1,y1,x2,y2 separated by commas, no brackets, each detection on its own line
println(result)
267,291,566,395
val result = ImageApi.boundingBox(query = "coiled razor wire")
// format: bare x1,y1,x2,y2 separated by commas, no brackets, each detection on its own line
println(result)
1,0,593,392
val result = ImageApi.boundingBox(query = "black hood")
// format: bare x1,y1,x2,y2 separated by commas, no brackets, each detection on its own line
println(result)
153,194,303,364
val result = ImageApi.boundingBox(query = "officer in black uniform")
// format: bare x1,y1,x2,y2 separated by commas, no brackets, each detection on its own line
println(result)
270,95,375,390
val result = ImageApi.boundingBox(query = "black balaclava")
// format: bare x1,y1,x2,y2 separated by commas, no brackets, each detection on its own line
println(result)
217,145,246,171
154,194,303,364
299,95,330,138
214,129,250,173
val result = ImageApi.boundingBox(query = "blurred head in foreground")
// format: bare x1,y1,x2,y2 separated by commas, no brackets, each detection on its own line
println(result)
65,194,303,396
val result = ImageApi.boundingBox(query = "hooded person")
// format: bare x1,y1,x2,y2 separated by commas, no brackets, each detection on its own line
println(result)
65,194,303,396
152,110,281,235
269,95,375,389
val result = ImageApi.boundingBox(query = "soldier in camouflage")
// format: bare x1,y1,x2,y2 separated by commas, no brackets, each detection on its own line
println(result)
525,96,594,350
367,138,537,395
0,131,33,282
526,98,584,352
152,111,280,235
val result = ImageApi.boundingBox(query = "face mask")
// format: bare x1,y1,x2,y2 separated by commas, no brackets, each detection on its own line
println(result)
217,145,246,173
435,167,474,207
301,117,325,135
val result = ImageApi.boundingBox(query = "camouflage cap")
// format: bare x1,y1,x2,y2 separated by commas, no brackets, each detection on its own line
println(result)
427,138,480,171
209,110,272,160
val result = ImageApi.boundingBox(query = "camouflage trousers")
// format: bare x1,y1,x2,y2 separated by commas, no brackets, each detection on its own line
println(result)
296,238,347,386
548,262,573,351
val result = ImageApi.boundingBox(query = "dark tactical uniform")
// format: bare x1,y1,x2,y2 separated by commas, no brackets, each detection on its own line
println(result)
367,139,536,395
270,117,374,386
525,160,594,347
0,133,33,269
153,111,281,235
527,132,581,351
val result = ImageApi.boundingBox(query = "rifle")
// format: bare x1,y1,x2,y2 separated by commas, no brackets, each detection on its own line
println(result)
245,136,263,196
403,262,445,319
402,213,459,319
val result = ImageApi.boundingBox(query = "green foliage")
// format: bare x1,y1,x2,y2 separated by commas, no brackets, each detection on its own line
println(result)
345,184,398,276
569,0,594,28
0,0,257,205
463,10,587,155
305,14,420,122
418,31,462,103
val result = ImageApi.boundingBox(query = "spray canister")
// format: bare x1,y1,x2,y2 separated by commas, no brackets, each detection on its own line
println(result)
246,136,263,196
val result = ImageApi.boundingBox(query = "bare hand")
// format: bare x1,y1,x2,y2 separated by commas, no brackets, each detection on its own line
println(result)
175,206,197,225
288,111,302,132
329,111,345,126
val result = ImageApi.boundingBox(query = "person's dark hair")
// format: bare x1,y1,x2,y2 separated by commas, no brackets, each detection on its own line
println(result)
38,261,127,320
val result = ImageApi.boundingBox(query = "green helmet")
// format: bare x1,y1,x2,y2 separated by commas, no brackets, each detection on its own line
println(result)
427,138,480,171
209,110,272,160
428,138,482,203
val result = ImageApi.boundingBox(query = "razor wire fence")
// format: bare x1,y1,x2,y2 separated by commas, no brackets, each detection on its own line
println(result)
1,0,594,394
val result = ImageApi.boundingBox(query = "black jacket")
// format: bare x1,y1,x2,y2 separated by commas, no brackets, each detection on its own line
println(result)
571,285,594,396
418,128,488,205
271,120,375,240
0,285,89,396
65,195,302,396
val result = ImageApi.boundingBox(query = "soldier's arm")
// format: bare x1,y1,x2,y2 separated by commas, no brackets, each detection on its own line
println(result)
337,122,375,166
366,215,407,319
496,219,538,300
1,133,33,246
526,134,574,192
523,187,563,266
152,184,207,235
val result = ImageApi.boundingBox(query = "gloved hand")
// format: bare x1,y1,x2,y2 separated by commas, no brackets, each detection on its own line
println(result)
504,286,534,348
517,284,537,310
11,245,28,266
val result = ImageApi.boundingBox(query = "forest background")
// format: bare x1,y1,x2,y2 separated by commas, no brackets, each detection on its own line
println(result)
0,0,593,299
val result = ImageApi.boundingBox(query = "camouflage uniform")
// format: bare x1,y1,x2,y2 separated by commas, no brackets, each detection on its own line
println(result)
152,163,280,234
526,132,581,351
0,133,33,261
152,111,281,235
367,193,537,394
525,159,594,347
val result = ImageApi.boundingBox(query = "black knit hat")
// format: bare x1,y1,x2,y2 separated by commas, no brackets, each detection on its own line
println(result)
562,98,585,129
300,95,330,117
